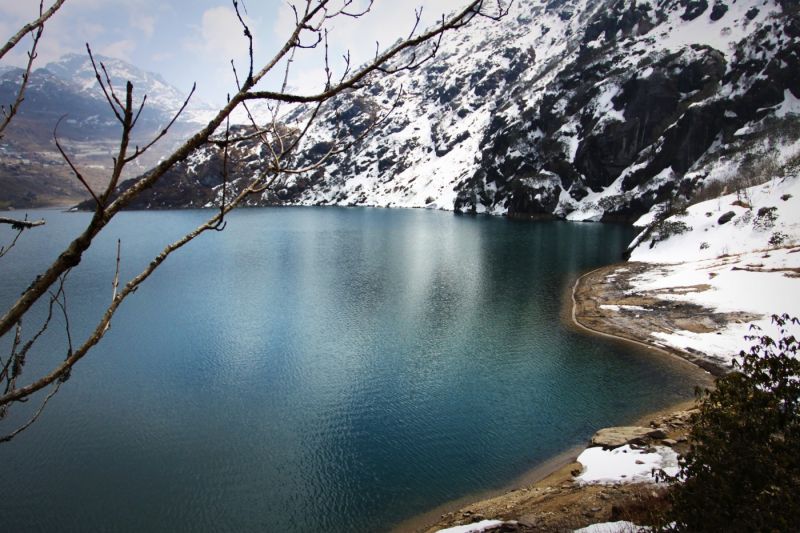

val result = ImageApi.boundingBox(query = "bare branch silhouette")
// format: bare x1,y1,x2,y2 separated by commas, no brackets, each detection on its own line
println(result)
0,0,511,438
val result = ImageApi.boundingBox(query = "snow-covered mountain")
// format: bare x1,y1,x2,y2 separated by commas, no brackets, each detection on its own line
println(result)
0,53,213,207
43,53,214,126
122,0,799,222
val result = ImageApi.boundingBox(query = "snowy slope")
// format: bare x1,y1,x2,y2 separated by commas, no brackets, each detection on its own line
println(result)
0,53,219,207
125,0,799,222
283,0,799,219
623,171,800,364
44,53,214,125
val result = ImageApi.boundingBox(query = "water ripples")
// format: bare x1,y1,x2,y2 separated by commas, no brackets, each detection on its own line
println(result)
0,208,704,532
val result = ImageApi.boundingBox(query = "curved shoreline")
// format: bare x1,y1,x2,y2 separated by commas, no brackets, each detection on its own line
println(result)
570,266,684,361
405,263,716,532
570,262,732,377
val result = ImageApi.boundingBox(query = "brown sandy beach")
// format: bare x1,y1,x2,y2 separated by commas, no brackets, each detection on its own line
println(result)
402,263,721,533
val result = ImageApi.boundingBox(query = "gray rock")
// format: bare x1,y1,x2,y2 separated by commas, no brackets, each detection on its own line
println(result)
649,428,668,439
718,211,736,225
590,426,665,448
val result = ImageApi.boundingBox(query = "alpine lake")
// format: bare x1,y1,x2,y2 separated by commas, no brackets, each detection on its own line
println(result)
0,207,704,532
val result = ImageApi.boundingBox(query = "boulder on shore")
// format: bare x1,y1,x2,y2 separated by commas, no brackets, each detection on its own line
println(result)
589,426,665,448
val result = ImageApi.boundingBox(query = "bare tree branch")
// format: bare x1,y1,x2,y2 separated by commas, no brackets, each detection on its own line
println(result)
232,0,254,85
0,0,512,435
54,115,103,207
243,0,511,104
0,382,62,444
0,216,45,259
0,0,66,61
125,84,196,163
0,12,44,139
0,217,45,230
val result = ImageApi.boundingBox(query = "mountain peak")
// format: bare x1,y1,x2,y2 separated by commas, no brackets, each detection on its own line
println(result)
41,53,208,118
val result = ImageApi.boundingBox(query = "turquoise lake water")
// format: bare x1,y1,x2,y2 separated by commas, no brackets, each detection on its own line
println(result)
0,207,702,532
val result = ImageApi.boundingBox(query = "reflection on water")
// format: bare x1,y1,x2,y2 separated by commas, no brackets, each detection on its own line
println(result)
0,207,702,532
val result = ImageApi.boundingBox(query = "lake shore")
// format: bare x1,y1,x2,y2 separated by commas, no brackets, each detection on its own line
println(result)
570,262,736,377
405,263,718,533
403,398,704,533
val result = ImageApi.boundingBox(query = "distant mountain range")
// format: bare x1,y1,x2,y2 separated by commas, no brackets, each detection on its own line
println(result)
0,53,212,208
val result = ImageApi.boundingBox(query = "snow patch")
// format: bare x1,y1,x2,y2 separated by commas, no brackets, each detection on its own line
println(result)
436,519,507,533
575,445,679,485
574,521,649,533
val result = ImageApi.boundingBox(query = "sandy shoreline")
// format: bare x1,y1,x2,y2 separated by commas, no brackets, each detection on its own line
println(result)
399,265,715,532
570,263,736,377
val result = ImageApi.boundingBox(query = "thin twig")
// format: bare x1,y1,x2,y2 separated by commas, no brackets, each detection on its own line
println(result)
0,216,44,260
0,12,44,139
0,382,62,443
0,0,65,61
53,116,102,207
124,84,196,163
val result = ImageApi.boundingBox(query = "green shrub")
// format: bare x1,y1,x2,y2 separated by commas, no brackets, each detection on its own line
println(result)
659,314,800,532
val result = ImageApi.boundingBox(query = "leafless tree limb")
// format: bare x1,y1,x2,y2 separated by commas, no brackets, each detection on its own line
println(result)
54,115,103,207
0,0,512,436
0,217,45,230
0,11,44,139
0,0,66,61
108,239,121,327
244,0,511,104
0,381,62,444
0,216,45,259
125,83,196,163
232,0,254,85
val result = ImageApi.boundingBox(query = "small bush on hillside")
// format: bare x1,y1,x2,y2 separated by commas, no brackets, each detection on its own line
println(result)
753,206,778,230
649,220,691,249
769,231,788,247
659,314,800,532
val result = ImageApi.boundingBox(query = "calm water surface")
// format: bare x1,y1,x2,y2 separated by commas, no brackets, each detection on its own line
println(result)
0,207,701,532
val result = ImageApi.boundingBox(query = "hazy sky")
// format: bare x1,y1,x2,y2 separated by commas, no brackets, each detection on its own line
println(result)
0,0,470,107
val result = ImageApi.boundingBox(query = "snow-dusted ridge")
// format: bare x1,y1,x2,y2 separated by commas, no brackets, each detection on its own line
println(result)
43,53,215,125
117,0,799,224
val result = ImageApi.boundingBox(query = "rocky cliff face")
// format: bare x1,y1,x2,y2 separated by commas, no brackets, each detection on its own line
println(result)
101,0,800,222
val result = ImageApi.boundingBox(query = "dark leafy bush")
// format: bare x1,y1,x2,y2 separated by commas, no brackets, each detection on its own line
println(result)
769,231,788,247
753,206,778,230
649,220,691,248
660,314,800,532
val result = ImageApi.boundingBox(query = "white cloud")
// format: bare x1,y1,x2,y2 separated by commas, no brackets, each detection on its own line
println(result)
130,14,155,39
187,6,256,59
100,39,137,61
